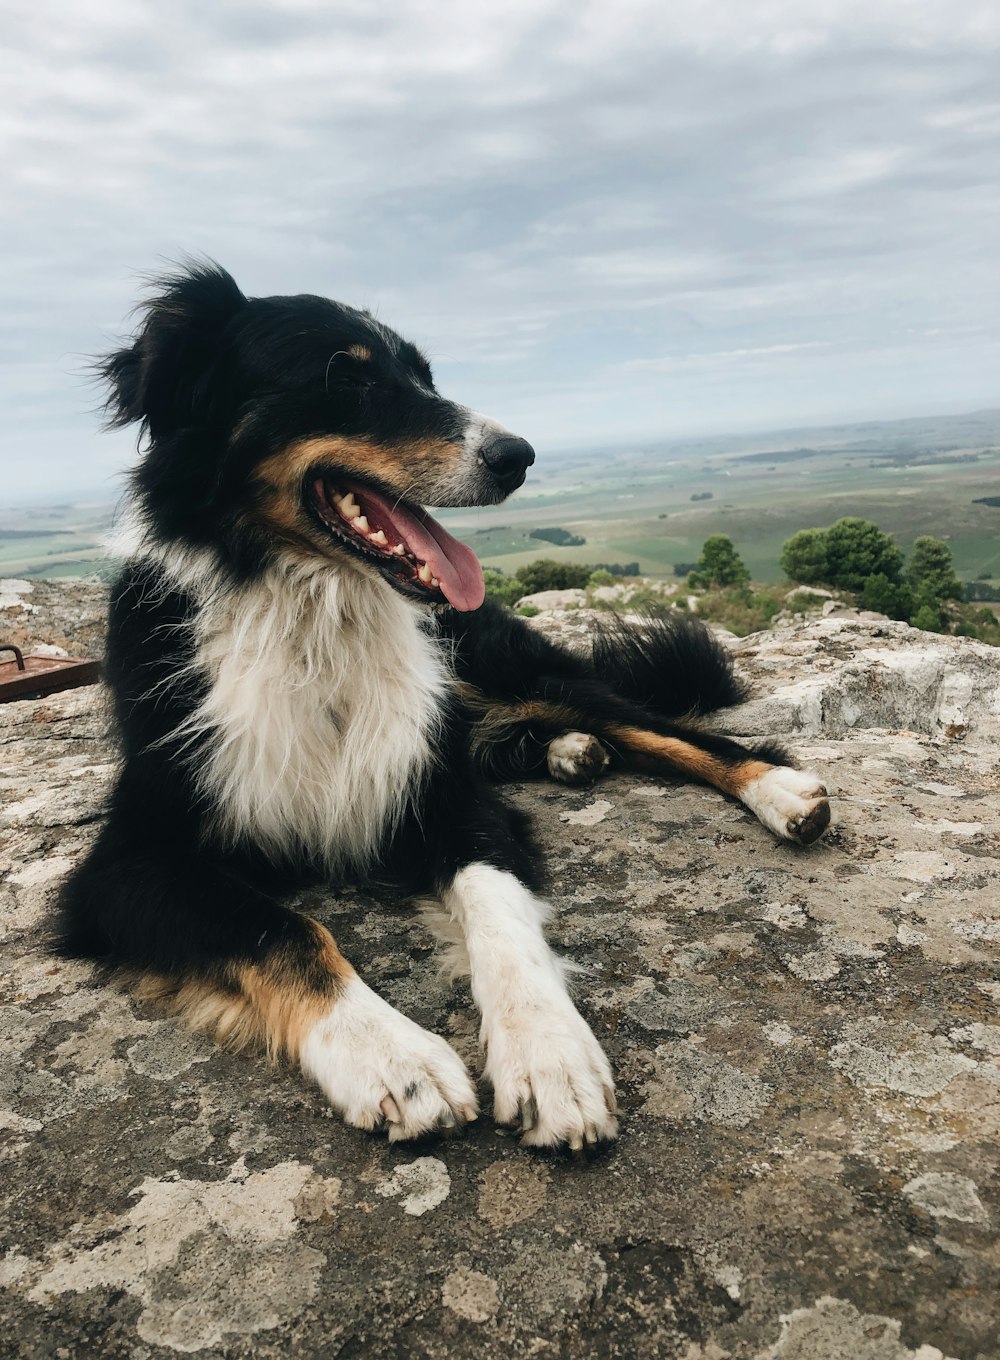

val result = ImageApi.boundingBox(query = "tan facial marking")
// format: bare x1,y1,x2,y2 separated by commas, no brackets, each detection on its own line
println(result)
347,344,372,362
257,435,464,502
250,434,467,557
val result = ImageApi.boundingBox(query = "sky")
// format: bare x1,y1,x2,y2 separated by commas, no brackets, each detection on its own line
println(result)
3,0,1000,501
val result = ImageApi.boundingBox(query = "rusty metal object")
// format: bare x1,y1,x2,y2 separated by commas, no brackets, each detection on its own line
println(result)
0,644,101,703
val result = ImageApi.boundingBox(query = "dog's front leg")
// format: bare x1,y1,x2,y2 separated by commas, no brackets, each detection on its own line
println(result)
442,863,618,1150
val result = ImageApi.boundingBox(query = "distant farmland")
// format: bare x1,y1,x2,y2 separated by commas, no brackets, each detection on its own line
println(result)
437,408,1000,584
3,408,999,584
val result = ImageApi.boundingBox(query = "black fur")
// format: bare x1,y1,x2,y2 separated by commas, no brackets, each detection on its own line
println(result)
590,611,749,716
446,600,789,780
97,261,472,573
61,263,802,1033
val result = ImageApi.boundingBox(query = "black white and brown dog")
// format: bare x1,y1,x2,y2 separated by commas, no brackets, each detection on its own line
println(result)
60,264,831,1152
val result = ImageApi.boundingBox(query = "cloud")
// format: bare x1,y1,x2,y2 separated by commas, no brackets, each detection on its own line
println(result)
2,0,999,497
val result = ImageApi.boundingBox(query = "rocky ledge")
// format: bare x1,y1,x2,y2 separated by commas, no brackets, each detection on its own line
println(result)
1,579,998,1359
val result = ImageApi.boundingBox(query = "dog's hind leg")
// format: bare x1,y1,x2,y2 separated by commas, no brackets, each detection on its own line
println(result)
578,713,831,845
451,605,829,841
467,696,612,786
59,822,477,1141
602,721,830,846
470,692,830,844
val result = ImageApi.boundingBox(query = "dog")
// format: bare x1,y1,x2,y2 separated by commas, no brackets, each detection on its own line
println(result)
59,263,831,1151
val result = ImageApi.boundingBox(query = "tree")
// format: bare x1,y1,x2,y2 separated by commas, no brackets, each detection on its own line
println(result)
908,537,963,604
779,528,830,585
860,573,913,621
590,562,640,576
967,580,1000,602
514,559,592,593
823,518,904,591
528,527,586,547
910,602,944,633
688,535,750,589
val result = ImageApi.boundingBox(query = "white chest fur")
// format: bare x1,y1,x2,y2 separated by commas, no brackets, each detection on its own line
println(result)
176,561,450,868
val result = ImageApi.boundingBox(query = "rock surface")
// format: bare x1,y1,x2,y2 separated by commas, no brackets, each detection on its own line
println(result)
0,577,108,658
2,584,999,1359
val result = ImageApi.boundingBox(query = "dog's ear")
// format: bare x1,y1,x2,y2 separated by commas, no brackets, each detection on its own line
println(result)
100,262,246,440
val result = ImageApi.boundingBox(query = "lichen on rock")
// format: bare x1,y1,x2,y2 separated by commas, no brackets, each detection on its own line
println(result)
2,585,998,1357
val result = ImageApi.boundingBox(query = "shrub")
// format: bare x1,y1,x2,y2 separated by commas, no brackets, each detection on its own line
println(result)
779,528,830,585
908,537,963,603
514,559,593,593
910,603,944,633
482,568,526,607
786,590,833,612
688,535,751,589
620,585,675,617
528,527,586,547
954,606,1000,644
515,604,540,618
966,581,1000,602
860,573,913,621
589,562,641,576
780,519,904,590
824,518,904,590
692,585,784,636
587,569,616,588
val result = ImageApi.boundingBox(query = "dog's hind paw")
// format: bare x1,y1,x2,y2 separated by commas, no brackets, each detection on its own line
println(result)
547,731,610,786
740,766,831,845
300,977,478,1140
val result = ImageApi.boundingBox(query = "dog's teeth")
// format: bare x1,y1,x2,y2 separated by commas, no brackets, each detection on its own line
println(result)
342,503,361,520
369,529,388,546
418,563,433,584
355,515,369,532
392,543,406,555
430,576,440,588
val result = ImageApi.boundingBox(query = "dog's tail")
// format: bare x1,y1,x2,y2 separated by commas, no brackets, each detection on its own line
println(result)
590,611,748,719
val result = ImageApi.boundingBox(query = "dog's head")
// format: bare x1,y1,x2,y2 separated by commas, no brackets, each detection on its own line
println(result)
101,263,535,610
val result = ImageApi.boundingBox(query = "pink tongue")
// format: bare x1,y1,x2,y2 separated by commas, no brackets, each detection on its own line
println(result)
354,485,485,612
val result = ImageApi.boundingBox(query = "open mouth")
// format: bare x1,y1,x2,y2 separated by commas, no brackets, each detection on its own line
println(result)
311,477,485,612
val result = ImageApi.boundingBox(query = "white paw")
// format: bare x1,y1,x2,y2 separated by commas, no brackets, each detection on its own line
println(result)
483,988,618,1150
300,976,477,1140
741,766,831,845
547,731,610,786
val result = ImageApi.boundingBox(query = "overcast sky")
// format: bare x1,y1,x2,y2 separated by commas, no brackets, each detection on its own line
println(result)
3,0,999,501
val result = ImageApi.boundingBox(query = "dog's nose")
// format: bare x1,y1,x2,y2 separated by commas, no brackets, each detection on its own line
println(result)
480,433,536,487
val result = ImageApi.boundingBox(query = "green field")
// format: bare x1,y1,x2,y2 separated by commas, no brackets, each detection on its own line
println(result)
3,408,999,584
438,408,1000,583
0,501,115,580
